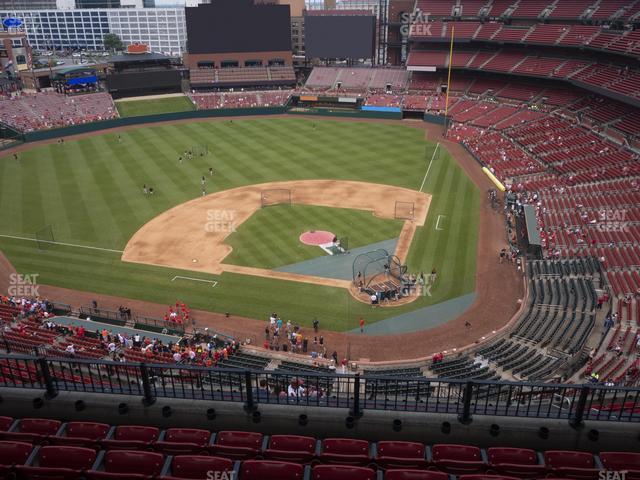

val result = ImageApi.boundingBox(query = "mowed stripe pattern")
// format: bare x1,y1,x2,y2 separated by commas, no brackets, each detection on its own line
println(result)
0,118,479,331
224,205,404,270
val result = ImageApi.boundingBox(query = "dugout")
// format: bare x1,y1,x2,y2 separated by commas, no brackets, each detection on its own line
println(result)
106,53,184,99
522,204,543,259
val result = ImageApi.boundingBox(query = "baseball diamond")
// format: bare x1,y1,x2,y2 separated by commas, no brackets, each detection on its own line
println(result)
0,1,639,473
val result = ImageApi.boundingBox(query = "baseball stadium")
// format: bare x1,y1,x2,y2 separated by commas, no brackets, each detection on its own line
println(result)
0,0,639,478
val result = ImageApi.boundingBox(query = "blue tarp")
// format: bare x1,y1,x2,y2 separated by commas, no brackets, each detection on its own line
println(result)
66,75,98,85
361,106,402,113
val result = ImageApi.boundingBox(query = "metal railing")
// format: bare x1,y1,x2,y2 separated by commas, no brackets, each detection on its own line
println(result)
0,353,639,424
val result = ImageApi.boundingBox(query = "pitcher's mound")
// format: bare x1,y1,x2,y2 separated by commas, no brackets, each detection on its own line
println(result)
300,230,335,246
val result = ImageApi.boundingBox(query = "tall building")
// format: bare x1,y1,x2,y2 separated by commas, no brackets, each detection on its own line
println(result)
0,1,57,8
0,8,186,54
75,0,121,7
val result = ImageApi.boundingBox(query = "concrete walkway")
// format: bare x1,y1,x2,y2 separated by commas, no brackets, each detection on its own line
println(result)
54,316,181,344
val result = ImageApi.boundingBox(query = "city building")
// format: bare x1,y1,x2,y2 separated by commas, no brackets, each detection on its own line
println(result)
0,30,30,73
0,7,186,55
0,1,57,9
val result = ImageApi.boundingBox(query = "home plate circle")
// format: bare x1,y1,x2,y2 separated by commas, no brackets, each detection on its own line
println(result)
299,230,335,246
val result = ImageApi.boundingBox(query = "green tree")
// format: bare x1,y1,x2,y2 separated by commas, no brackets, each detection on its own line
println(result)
103,33,123,52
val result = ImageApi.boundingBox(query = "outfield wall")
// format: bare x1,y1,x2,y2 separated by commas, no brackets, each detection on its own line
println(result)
20,106,405,143
23,107,288,143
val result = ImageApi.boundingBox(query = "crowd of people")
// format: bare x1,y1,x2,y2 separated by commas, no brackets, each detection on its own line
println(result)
0,91,117,132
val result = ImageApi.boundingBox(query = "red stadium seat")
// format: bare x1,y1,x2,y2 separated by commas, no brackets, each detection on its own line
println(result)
458,476,521,480
319,438,371,466
0,441,32,463
207,430,263,460
0,418,12,432
385,469,449,480
159,455,233,480
15,445,97,480
86,450,164,480
376,441,429,469
600,452,640,480
0,441,32,476
312,464,376,480
50,422,110,448
153,428,211,455
100,425,160,451
544,451,599,480
0,418,62,444
263,434,317,463
431,444,486,475
487,447,547,478
240,460,303,480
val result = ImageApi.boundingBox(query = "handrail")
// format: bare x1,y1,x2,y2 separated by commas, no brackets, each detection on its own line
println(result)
0,353,638,423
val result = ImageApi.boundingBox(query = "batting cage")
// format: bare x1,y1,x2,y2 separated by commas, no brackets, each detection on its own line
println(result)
394,201,415,221
261,189,292,208
35,225,55,251
352,249,407,292
191,144,209,157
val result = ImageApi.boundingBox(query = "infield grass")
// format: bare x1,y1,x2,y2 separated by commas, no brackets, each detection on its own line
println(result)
0,117,479,331
115,95,196,118
224,205,403,269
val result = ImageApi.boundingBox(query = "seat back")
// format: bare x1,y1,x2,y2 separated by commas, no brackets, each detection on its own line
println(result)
0,441,32,466
164,428,211,445
600,452,640,470
0,417,12,432
216,431,262,449
322,438,369,456
65,422,110,441
113,425,159,442
171,455,233,479
20,418,61,436
377,441,425,459
312,464,376,480
385,469,449,480
39,446,97,470
545,450,595,468
240,460,304,480
432,444,482,462
488,447,538,466
269,435,316,453
103,450,164,476
458,476,521,480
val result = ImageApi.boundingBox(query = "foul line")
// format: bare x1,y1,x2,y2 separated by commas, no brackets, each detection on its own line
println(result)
419,143,440,193
171,276,218,287
435,215,446,231
0,234,123,253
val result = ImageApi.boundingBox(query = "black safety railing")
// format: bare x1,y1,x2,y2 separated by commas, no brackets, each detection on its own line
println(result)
0,353,639,424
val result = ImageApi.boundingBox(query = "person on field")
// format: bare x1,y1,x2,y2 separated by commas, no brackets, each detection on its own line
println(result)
359,317,365,333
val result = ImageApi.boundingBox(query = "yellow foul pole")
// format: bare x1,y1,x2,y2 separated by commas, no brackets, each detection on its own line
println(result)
444,25,455,131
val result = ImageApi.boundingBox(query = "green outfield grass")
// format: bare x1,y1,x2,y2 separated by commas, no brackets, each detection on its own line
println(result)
115,95,195,118
0,118,479,331
224,205,403,269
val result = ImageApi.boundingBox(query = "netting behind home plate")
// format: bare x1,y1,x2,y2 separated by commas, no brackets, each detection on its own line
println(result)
261,189,292,208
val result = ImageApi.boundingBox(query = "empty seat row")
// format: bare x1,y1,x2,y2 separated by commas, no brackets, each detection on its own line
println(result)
2,417,639,478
